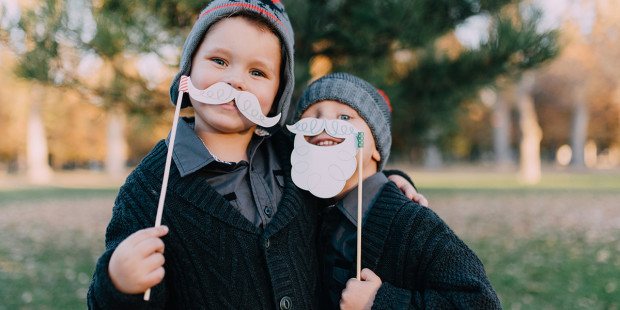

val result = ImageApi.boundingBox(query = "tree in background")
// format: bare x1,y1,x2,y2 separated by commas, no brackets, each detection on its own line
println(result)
1,0,177,179
534,0,620,169
13,0,620,181
287,0,558,169
0,0,70,183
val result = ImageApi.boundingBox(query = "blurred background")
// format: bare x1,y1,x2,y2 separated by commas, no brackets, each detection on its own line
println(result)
0,0,619,309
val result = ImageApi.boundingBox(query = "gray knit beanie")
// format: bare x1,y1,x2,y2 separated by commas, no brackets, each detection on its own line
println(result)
294,73,392,171
169,0,294,126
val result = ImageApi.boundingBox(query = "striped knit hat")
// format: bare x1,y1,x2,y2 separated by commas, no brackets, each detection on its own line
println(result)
294,73,392,171
169,0,294,126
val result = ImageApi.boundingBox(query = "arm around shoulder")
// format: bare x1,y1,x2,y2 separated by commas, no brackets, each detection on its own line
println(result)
412,207,500,309
373,205,501,309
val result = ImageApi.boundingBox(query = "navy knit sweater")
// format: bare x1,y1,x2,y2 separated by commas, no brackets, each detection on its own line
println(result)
360,182,502,309
87,132,320,309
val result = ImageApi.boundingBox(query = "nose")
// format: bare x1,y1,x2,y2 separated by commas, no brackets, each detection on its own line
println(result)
223,68,245,90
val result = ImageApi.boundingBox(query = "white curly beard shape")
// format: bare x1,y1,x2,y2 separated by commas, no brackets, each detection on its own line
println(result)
287,118,359,198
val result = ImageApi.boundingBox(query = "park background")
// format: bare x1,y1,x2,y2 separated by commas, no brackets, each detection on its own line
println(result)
1,0,619,309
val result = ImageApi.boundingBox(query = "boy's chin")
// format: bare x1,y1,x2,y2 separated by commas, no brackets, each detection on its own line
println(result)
194,115,256,134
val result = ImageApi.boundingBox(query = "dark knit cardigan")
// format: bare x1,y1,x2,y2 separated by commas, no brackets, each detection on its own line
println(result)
87,132,320,309
360,182,502,309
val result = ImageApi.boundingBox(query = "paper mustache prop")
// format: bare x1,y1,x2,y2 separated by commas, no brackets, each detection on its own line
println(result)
180,75,281,128
286,118,360,199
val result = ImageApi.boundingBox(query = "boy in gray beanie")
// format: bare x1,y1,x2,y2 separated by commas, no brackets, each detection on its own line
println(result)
294,72,392,172
88,1,322,309
289,73,501,309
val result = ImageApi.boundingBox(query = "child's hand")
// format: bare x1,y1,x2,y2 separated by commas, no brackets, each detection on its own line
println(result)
410,191,428,207
387,174,428,206
340,268,382,310
108,226,169,294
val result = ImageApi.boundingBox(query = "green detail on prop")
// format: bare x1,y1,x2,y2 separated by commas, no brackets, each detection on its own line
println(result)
357,132,364,148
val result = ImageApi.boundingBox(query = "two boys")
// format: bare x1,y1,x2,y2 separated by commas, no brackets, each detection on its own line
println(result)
289,73,501,309
88,1,420,309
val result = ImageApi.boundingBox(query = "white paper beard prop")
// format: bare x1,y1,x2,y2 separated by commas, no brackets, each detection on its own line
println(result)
179,75,281,128
287,118,360,198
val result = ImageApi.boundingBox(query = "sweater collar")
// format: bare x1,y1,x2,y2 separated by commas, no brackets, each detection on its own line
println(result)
337,172,389,227
359,182,409,271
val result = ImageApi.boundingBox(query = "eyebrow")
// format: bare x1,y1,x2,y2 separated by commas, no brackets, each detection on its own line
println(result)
199,45,230,57
251,56,280,75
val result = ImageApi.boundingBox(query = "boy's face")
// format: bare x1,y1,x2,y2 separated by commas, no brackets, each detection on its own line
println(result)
300,100,381,198
189,16,281,134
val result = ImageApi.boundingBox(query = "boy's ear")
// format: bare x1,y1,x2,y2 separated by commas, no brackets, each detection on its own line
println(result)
371,148,381,162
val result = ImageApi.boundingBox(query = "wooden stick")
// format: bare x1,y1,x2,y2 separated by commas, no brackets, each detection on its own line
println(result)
144,91,184,301
356,132,364,281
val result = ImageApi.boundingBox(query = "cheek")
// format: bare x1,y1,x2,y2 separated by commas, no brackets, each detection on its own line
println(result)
259,98,275,115
363,132,378,159
188,74,210,90
258,86,279,113
189,61,219,88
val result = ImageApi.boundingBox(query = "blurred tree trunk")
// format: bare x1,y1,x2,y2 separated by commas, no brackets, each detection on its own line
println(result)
423,145,443,170
492,90,514,170
27,83,53,183
423,128,443,170
516,72,541,184
570,85,588,167
106,108,127,179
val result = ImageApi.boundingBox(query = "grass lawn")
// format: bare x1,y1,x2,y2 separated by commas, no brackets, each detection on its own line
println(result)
1,169,619,309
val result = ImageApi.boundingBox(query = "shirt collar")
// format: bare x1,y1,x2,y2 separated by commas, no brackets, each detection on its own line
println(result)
337,172,389,227
165,117,271,177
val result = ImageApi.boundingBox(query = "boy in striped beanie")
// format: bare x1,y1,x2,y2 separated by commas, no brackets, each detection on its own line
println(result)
88,1,323,309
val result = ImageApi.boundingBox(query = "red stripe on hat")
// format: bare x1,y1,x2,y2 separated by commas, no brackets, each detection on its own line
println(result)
376,88,392,112
199,3,289,34
179,75,189,92
272,0,280,3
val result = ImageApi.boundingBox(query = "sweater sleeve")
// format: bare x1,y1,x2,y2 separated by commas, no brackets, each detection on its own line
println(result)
87,168,168,310
372,282,412,310
372,206,501,310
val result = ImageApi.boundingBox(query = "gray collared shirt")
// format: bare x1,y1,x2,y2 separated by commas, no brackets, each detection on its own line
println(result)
166,117,283,227
318,172,389,309
337,173,388,227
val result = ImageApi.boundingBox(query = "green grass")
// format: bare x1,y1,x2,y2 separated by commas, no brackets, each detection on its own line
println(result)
0,187,118,205
0,187,113,310
0,231,99,310
472,234,620,309
396,168,620,191
1,170,619,309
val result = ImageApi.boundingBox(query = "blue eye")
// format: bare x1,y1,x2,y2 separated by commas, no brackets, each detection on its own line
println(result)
338,115,351,121
212,58,226,66
250,70,265,77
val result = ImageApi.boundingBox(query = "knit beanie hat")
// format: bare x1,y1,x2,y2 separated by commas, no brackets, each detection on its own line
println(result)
294,73,392,171
169,0,294,126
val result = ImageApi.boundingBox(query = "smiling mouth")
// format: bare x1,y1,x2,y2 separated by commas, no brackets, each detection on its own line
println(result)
316,140,341,146
306,134,344,146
